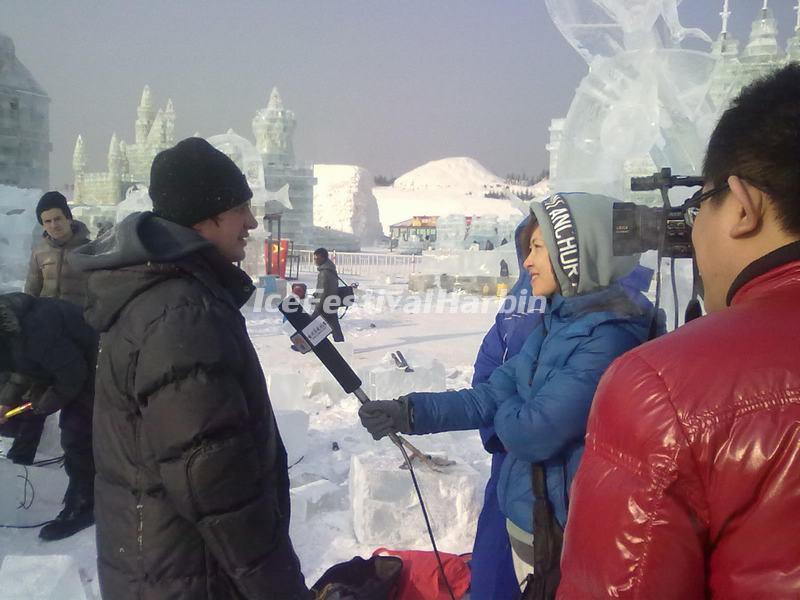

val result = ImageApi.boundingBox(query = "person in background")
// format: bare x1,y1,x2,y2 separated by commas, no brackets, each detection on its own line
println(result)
0,292,97,540
71,137,311,600
558,62,800,600
6,192,91,466
359,194,653,590
312,247,345,342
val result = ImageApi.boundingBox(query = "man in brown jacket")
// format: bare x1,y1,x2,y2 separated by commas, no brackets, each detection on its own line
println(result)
7,192,91,466
25,191,91,307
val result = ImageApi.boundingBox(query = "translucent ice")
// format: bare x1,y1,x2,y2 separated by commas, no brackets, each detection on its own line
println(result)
274,409,309,466
349,452,482,546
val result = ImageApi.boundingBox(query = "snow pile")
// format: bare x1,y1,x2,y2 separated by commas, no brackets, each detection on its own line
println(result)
394,157,504,192
313,165,383,242
0,185,40,291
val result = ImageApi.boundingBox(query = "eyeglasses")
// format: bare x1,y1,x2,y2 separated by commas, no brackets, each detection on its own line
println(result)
683,184,730,228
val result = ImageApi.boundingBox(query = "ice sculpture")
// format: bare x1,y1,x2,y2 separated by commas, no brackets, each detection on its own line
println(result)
545,0,719,199
545,0,710,63
545,0,791,201
207,131,267,206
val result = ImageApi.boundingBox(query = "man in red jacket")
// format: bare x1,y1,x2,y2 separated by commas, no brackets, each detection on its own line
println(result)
559,64,800,598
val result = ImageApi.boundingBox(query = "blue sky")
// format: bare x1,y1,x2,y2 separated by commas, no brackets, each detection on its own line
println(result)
2,0,797,188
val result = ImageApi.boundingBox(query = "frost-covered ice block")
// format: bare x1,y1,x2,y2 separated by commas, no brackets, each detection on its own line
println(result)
0,185,40,288
0,555,87,600
267,371,305,411
308,366,349,402
349,452,482,546
368,351,446,399
274,410,309,466
291,479,346,523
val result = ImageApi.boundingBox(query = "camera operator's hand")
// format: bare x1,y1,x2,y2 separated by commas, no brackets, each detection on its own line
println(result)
358,397,412,440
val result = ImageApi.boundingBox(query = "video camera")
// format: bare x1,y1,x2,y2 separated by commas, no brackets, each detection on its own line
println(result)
613,167,704,258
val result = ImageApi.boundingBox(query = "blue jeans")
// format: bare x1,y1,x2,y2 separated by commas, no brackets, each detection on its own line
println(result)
470,452,519,600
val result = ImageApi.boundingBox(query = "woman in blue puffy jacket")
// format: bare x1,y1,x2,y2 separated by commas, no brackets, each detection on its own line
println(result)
359,193,653,588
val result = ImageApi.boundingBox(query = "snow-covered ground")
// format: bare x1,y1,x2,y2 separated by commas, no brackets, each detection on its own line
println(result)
0,273,501,599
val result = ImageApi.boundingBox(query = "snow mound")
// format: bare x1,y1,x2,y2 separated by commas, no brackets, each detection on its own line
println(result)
394,157,504,192
314,165,383,241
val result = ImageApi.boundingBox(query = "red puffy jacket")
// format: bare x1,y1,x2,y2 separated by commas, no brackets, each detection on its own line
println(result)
559,255,800,599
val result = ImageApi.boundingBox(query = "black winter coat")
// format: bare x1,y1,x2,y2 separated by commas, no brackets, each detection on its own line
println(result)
0,292,96,428
72,213,309,600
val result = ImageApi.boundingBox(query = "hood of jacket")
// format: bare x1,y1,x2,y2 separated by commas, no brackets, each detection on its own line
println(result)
70,212,253,333
510,211,653,311
530,193,639,298
70,212,213,271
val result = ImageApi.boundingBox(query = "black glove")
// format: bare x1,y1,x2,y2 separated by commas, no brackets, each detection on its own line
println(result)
0,372,32,407
30,384,66,416
358,397,413,440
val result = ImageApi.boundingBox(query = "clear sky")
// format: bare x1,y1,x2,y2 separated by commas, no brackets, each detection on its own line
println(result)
2,0,797,189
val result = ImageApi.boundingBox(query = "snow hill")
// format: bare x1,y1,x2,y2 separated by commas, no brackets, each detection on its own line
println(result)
313,165,383,242
373,157,549,234
394,156,504,192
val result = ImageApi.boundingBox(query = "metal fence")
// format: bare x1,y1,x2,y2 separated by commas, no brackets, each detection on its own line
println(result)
297,250,420,277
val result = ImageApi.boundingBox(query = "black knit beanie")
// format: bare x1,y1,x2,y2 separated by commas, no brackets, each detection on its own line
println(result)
35,191,72,224
149,137,253,227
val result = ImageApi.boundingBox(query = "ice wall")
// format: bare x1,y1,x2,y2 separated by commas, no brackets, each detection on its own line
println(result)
313,165,383,242
0,185,41,291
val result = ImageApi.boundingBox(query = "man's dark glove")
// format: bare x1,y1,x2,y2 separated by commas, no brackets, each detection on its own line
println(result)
29,384,67,416
358,397,413,440
0,372,32,407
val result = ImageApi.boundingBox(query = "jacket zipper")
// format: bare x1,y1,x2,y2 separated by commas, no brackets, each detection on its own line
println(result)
55,246,65,298
529,322,549,385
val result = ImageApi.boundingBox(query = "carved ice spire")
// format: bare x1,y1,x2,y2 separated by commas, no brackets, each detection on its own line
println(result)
72,135,86,174
720,0,731,38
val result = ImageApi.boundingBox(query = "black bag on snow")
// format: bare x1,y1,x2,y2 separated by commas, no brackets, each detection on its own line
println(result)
519,463,564,600
311,554,403,600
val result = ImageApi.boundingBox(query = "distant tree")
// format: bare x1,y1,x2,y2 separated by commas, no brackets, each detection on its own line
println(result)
534,168,550,184
374,175,396,186
516,190,535,201
503,169,549,187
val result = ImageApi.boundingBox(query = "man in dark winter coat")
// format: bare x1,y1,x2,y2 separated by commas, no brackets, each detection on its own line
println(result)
0,292,97,540
312,247,344,342
71,137,310,600
9,192,92,466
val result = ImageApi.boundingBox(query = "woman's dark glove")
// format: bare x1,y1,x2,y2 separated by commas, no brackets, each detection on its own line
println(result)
358,397,412,440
